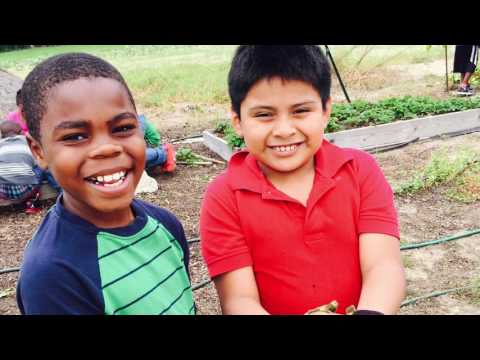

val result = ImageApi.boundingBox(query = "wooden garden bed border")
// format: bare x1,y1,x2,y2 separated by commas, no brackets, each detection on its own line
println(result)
203,108,480,161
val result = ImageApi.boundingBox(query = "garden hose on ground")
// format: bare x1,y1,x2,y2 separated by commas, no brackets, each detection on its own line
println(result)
400,284,480,308
2,230,480,297
0,267,20,275
400,228,480,250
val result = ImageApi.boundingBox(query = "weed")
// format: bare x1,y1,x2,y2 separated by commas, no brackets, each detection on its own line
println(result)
176,148,200,165
394,147,479,195
401,254,415,269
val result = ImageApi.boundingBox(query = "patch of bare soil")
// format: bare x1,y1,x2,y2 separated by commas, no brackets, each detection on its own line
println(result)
374,132,480,314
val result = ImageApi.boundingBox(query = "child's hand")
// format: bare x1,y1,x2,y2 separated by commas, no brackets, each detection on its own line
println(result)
305,300,339,315
305,302,358,315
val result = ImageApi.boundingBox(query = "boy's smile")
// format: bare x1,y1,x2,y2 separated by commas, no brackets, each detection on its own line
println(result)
232,77,331,180
28,77,146,228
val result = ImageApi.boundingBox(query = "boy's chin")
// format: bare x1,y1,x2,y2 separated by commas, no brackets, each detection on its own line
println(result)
92,196,135,213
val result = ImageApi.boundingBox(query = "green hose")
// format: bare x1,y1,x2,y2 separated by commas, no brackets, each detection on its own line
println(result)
400,228,480,250
401,285,480,308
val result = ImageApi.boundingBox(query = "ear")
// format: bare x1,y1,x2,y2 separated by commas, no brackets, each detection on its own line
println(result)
321,97,333,130
26,134,48,170
230,110,243,138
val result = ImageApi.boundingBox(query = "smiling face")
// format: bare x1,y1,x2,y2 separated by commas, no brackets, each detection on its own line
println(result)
28,77,146,228
232,77,331,180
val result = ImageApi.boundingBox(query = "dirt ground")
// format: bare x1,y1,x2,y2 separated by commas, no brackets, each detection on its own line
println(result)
2,132,480,315
1,61,480,315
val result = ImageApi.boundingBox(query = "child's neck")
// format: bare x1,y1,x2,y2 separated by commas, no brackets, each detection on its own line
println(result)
260,158,316,207
62,194,135,229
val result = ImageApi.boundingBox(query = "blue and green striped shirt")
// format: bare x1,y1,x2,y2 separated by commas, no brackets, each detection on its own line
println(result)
17,195,195,315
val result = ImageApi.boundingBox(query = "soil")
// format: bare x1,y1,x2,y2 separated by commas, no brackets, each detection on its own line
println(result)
2,62,480,315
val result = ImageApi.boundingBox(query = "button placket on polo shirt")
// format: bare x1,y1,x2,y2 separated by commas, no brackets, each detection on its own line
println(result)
303,174,337,245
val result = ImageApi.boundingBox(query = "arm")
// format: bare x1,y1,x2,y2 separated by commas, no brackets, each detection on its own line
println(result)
357,233,406,315
214,266,270,315
17,261,103,315
200,176,266,314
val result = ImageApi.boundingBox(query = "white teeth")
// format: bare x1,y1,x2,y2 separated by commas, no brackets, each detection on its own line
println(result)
273,145,297,152
90,171,127,184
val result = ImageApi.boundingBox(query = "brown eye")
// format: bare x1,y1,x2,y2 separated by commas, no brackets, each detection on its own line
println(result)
113,124,136,133
62,133,88,142
294,108,310,114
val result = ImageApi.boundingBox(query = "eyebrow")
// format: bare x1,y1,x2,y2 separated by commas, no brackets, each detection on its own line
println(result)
249,101,318,111
53,112,137,131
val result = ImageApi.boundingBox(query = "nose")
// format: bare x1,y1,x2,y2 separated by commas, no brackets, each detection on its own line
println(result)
272,114,297,138
88,142,123,159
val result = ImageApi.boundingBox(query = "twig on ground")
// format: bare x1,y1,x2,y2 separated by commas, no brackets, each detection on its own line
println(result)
177,161,213,166
192,154,226,165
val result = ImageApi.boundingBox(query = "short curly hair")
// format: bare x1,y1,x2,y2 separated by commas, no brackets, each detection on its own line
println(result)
21,52,136,142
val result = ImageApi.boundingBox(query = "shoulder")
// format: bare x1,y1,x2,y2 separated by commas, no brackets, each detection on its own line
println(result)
340,147,382,177
204,171,231,199
133,199,186,239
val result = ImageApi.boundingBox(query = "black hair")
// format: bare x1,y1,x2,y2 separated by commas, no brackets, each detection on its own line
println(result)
21,52,136,142
228,45,331,117
0,120,22,138
16,89,22,106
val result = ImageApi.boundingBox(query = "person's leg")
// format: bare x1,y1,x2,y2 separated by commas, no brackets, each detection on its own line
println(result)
33,165,61,192
145,146,167,169
145,144,176,173
461,72,472,87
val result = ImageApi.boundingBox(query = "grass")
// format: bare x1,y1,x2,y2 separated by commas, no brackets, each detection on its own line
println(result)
401,253,415,269
0,45,236,111
394,146,480,197
329,45,450,71
0,45,458,112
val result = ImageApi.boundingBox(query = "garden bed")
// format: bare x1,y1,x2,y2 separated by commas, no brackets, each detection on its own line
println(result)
204,108,480,160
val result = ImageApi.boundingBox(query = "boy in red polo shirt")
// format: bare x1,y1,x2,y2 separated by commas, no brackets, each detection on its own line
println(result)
200,46,406,315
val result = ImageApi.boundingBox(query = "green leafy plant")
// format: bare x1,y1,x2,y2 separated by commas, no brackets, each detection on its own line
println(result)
394,147,479,195
176,147,200,165
215,120,245,149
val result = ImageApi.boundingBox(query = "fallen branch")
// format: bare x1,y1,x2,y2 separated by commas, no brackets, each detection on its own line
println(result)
177,161,213,166
193,154,226,165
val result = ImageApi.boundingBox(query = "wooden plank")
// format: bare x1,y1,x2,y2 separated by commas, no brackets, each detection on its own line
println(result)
203,109,480,160
325,109,480,149
202,130,233,161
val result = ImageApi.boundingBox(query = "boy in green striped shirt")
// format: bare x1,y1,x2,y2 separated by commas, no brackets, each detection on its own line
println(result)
16,53,195,315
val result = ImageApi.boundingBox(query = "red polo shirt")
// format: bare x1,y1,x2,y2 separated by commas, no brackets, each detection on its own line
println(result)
200,140,399,314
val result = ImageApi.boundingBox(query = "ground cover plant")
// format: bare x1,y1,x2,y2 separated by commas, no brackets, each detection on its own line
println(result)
394,146,480,203
214,96,480,150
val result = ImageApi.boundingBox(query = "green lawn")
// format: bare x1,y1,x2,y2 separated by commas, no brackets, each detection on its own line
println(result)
0,45,237,110
0,45,450,111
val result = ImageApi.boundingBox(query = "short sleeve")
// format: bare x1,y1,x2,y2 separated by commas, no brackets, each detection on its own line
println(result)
17,259,103,315
356,152,400,239
200,176,253,278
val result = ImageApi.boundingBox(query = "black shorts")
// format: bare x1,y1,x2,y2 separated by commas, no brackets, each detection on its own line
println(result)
453,45,478,73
